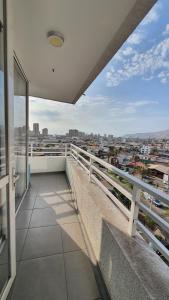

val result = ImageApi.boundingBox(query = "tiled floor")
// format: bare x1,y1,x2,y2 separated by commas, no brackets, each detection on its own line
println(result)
8,173,101,300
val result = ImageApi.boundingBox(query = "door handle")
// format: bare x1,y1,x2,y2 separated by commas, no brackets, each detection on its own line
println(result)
12,168,20,188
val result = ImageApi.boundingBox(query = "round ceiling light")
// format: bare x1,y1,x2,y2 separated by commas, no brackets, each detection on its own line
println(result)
47,31,64,47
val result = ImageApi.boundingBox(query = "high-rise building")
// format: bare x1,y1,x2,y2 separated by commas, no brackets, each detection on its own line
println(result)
42,128,48,136
68,129,79,137
33,123,40,136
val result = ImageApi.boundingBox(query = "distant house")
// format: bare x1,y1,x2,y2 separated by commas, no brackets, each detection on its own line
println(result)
148,164,169,184
140,145,151,155
127,161,146,168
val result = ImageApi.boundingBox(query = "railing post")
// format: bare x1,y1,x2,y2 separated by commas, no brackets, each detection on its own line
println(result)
65,144,67,157
31,142,33,157
128,185,141,236
76,150,79,164
89,158,93,182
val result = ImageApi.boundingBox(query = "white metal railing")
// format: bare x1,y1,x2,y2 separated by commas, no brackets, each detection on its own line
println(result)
70,144,169,263
29,143,68,157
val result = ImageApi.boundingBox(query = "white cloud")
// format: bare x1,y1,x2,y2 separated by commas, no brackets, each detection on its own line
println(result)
128,100,158,107
29,96,159,135
163,23,169,36
106,37,169,87
122,47,134,56
141,4,160,25
127,31,144,45
124,100,158,114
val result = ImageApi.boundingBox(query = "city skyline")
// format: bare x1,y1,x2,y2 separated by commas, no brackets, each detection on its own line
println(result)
30,0,169,136
29,122,169,139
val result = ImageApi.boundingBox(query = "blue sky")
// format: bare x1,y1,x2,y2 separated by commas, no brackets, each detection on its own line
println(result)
30,0,169,136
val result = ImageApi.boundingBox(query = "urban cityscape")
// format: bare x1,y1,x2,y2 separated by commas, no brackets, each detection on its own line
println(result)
28,122,169,263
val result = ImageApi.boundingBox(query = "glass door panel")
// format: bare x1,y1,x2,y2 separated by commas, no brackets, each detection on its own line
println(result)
0,0,10,296
0,185,10,295
14,62,27,210
0,0,6,179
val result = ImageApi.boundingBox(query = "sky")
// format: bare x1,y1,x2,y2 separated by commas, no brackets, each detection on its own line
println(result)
30,0,169,137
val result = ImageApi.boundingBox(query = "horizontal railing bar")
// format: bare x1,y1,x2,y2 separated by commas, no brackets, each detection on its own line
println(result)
71,153,77,161
138,202,169,234
71,149,90,166
70,144,169,263
29,147,68,149
29,151,65,154
71,153,89,174
77,154,90,166
71,148,78,155
71,144,169,206
91,164,132,201
91,173,131,219
137,221,169,262
78,160,90,174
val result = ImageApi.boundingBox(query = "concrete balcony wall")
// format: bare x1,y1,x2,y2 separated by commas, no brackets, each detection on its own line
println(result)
29,156,66,174
66,157,169,300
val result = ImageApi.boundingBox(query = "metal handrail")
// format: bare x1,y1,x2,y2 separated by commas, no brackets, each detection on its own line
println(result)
70,143,169,263
29,144,69,157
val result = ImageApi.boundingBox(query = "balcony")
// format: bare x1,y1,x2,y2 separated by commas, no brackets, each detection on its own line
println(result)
8,145,169,300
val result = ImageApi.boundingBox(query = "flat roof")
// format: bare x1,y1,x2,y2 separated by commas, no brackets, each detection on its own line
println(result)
148,165,169,175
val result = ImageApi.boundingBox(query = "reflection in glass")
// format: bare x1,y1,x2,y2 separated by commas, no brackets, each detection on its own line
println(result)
0,1,10,295
14,63,27,210
0,2,6,178
0,187,10,294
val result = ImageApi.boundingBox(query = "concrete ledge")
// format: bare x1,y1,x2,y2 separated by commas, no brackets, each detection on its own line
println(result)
29,156,66,174
100,222,169,300
66,158,169,300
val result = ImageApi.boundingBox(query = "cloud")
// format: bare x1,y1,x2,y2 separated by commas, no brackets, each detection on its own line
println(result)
29,96,159,135
141,3,160,25
127,31,144,45
106,37,169,87
163,23,169,36
122,47,134,56
124,100,158,114
127,100,158,107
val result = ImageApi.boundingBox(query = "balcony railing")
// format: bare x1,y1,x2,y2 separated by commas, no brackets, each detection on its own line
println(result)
69,144,169,263
29,143,68,156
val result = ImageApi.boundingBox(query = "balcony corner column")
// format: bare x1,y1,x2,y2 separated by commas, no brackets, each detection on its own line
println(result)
89,158,93,182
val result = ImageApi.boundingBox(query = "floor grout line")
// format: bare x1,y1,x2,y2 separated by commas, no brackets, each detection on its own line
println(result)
18,191,38,262
60,223,69,300
28,220,79,229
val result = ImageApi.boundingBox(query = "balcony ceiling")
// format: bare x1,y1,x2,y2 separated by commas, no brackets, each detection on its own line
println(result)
13,0,155,104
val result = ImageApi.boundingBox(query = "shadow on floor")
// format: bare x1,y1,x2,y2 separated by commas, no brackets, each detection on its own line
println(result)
5,172,104,300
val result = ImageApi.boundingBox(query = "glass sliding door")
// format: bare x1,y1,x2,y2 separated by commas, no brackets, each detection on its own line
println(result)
14,61,28,210
0,0,11,296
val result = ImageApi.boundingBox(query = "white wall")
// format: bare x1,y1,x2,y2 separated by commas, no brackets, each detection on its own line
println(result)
29,156,66,174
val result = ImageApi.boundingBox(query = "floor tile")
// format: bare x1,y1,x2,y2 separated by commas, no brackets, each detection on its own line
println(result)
22,226,62,259
16,210,32,229
34,196,50,209
34,194,74,209
10,254,67,300
19,191,37,210
61,222,86,252
64,250,100,300
52,204,79,225
16,229,27,261
0,263,9,296
29,208,57,228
